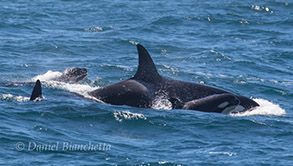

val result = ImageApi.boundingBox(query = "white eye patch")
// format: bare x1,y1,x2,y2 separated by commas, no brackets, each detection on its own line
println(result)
222,105,245,114
218,102,229,108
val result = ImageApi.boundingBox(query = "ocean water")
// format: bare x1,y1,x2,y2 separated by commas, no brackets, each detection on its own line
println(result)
0,0,292,165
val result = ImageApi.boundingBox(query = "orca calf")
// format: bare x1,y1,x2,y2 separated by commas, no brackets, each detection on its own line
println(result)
1,68,86,102
53,67,88,83
88,44,259,114
28,68,86,101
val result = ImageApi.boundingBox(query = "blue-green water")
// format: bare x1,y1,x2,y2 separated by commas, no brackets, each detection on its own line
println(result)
1,0,292,165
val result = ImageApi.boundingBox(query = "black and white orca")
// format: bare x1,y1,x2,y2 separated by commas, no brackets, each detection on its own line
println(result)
88,44,259,114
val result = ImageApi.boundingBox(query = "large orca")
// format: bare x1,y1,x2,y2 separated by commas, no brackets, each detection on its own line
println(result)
88,44,259,114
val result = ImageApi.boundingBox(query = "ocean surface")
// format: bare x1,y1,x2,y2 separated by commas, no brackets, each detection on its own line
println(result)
0,0,292,165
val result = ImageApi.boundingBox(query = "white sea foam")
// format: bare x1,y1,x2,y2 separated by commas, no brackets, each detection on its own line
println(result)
0,94,30,102
198,150,236,157
232,98,286,116
113,110,147,123
208,151,236,157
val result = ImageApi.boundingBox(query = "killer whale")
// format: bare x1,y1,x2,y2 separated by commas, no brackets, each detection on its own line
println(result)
2,67,87,88
53,67,88,83
29,68,87,100
88,44,259,114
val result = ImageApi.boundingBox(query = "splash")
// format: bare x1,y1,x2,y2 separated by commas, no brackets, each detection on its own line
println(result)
32,70,62,82
232,98,286,116
32,71,101,102
151,95,172,110
0,94,30,102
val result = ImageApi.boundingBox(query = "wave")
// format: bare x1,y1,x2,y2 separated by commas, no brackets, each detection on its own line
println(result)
232,98,286,116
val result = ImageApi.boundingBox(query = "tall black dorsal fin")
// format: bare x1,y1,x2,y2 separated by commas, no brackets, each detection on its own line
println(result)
133,44,161,82
30,80,42,101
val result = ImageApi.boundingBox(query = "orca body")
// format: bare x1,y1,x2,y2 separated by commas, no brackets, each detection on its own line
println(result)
88,44,259,114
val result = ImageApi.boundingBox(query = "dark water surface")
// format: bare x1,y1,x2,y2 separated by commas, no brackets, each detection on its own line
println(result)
0,0,292,165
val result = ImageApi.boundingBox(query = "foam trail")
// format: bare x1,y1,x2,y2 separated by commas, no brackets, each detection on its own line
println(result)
232,98,286,116
0,94,30,102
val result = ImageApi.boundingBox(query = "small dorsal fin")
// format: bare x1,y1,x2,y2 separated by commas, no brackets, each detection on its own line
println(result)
30,80,42,101
133,44,161,82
